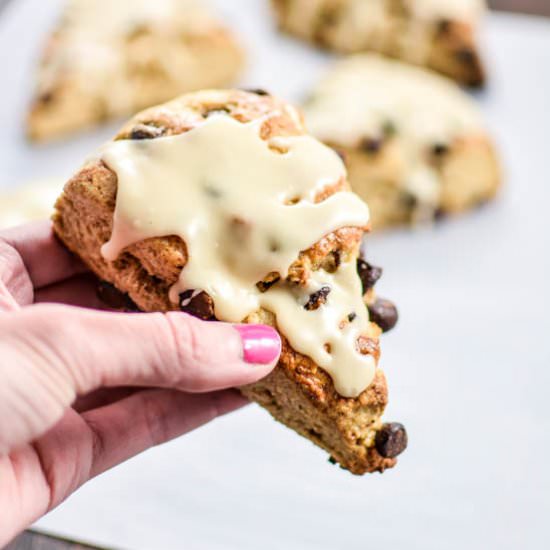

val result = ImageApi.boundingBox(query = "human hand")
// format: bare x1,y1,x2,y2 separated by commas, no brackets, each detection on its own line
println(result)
0,221,281,545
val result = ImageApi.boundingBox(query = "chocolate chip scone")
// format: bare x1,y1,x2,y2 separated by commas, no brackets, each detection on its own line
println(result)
303,55,501,229
272,0,486,86
53,89,407,475
27,0,244,141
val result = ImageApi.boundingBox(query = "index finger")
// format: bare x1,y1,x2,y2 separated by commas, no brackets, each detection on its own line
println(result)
0,220,87,291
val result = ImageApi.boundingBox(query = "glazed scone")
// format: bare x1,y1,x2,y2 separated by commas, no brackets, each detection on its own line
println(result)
52,89,407,475
27,0,244,141
272,0,486,86
0,179,63,230
303,55,501,229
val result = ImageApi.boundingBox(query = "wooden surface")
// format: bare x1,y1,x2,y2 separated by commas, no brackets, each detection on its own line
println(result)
3,1,548,550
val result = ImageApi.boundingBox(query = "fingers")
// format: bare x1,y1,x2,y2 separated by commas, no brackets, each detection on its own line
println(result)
0,235,34,307
5,304,281,397
0,303,280,451
82,389,247,477
0,221,87,296
22,389,246,514
0,280,21,312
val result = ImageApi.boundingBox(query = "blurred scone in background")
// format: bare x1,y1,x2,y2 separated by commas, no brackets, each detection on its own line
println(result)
27,0,244,141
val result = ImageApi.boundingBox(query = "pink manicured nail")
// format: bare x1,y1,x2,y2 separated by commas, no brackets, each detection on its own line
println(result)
234,325,281,365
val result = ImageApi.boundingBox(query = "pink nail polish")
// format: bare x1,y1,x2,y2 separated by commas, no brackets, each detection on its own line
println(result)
234,325,281,365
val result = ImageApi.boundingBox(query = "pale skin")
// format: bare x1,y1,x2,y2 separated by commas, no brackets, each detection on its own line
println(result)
0,221,281,546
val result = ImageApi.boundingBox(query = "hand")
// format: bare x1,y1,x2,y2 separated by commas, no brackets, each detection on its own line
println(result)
0,221,281,545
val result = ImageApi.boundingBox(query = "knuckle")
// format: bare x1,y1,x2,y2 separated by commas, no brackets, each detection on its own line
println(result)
86,416,107,471
0,238,33,305
162,313,212,392
26,305,75,347
32,413,87,509
20,305,93,393
140,391,171,447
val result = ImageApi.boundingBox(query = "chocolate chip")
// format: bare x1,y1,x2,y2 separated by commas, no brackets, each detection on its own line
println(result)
130,129,153,140
304,286,331,311
437,18,452,35
97,281,139,311
256,281,275,293
375,423,408,458
328,456,337,465
368,298,398,332
357,259,383,293
129,124,165,140
179,290,216,320
348,312,357,322
434,207,447,221
324,249,341,273
256,272,281,293
432,143,450,157
456,48,476,65
332,250,341,269
38,91,54,105
360,137,383,154
243,88,270,96
401,192,418,210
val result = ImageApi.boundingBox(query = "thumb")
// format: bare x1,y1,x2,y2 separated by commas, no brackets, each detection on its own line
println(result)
7,304,281,397
0,304,280,454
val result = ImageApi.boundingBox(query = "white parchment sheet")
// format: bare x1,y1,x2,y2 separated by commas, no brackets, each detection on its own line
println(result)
0,1,548,549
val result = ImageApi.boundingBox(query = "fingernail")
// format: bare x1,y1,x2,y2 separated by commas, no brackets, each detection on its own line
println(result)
234,325,281,365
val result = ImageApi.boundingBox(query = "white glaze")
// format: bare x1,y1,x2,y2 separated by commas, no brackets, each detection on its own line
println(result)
304,54,485,215
38,0,219,113
285,0,485,62
100,114,375,397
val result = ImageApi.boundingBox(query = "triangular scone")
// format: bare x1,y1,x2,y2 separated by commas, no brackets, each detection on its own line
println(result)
27,0,243,141
272,0,487,86
52,89,407,475
303,55,501,229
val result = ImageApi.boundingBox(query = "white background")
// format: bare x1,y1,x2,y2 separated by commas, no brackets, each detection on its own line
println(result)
1,1,549,549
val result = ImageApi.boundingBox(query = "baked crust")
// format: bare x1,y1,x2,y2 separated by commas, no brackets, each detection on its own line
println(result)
27,0,244,141
53,89,403,475
303,55,501,229
334,136,501,229
271,0,486,86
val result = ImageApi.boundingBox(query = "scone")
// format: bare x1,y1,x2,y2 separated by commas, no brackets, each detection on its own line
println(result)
27,0,244,141
272,0,486,86
303,55,501,229
52,89,407,475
